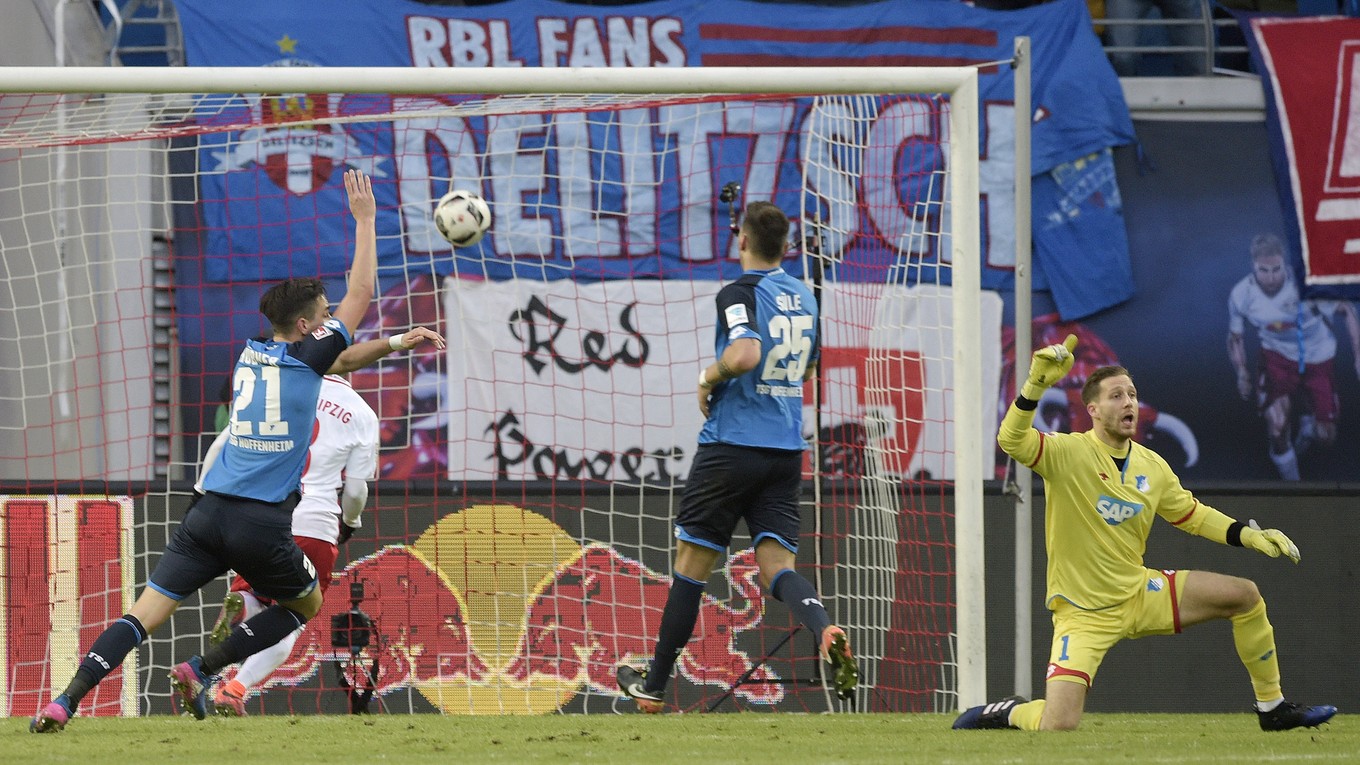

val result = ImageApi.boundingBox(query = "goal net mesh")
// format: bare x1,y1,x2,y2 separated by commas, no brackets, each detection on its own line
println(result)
0,82,968,716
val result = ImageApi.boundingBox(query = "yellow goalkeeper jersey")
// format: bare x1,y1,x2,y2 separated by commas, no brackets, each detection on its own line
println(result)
998,402,1211,611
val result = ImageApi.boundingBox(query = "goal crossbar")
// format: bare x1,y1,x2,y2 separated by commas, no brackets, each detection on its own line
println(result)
0,65,976,96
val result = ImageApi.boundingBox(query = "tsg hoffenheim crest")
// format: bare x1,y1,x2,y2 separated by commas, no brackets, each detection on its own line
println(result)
209,54,385,196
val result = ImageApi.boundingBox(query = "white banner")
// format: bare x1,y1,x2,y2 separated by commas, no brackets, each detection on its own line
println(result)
445,280,1001,483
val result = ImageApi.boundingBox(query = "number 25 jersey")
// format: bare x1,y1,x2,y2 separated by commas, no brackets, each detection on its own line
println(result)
699,267,818,452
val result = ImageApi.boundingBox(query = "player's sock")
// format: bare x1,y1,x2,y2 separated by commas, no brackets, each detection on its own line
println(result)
219,678,248,702
234,625,302,689
1008,699,1045,730
200,605,306,675
769,568,831,639
1255,697,1284,713
61,615,148,709
1231,598,1283,703
1268,445,1299,481
239,590,265,620
1294,415,1316,456
645,574,705,694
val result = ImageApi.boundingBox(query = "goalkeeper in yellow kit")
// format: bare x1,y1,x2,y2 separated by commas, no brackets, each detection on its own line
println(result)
954,335,1336,732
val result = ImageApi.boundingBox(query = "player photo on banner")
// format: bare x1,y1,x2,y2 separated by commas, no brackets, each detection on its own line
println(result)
444,280,1001,483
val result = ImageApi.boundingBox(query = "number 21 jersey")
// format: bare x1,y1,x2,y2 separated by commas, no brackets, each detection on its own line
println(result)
203,319,352,503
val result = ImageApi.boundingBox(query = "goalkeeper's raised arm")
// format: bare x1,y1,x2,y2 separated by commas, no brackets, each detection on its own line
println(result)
997,333,1077,467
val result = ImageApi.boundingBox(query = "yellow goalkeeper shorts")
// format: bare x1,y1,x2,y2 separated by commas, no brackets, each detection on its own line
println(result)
1045,567,1189,687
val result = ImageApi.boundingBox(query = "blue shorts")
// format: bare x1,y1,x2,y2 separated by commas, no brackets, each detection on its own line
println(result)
674,443,803,553
148,492,318,602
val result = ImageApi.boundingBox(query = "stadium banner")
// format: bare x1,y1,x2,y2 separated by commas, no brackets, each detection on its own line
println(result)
0,496,135,718
1241,15,1360,299
444,280,1003,482
173,0,1133,316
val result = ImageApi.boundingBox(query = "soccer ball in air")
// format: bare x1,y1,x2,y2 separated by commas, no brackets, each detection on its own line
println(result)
433,189,491,247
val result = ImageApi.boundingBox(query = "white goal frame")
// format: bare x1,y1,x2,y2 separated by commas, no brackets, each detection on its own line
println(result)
0,65,985,710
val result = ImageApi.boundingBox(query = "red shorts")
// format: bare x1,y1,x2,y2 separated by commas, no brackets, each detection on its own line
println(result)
230,534,338,600
1261,350,1338,423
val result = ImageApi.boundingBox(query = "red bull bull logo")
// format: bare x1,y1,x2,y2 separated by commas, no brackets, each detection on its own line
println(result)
250,503,781,713
501,545,781,705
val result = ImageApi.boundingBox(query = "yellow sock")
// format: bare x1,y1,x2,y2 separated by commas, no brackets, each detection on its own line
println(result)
1231,598,1282,703
1009,699,1046,731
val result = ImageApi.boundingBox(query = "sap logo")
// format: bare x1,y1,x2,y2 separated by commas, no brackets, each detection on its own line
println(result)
1095,495,1144,525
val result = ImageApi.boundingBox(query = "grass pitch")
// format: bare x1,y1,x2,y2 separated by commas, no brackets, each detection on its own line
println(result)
3,712,1352,765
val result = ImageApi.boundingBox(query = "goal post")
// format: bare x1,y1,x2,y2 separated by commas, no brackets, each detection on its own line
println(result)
0,65,986,715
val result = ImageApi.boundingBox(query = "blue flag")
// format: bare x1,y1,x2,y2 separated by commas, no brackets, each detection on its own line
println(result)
178,0,1133,317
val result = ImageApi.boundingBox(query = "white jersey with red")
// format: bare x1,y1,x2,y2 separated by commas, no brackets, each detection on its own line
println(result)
295,375,379,543
1228,273,1338,364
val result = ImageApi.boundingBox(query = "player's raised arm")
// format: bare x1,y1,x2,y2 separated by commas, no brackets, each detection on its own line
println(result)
997,334,1077,463
331,169,378,335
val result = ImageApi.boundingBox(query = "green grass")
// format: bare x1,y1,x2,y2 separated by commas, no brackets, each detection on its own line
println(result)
3,713,1353,765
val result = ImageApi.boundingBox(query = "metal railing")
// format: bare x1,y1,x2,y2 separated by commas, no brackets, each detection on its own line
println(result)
1094,1,1255,78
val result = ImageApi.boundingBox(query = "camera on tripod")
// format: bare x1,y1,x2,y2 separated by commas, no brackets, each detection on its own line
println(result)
329,579,380,714
330,580,373,653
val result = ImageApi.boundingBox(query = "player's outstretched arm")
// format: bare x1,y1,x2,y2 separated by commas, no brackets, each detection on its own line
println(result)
328,326,446,374
1241,520,1301,563
1170,504,1301,564
331,169,378,335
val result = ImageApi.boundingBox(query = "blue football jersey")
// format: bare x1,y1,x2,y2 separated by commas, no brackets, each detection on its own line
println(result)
203,318,352,502
699,267,819,451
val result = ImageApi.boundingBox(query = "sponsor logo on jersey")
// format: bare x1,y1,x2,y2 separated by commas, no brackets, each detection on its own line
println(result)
1146,575,1164,592
310,325,334,340
724,303,750,327
1095,494,1144,525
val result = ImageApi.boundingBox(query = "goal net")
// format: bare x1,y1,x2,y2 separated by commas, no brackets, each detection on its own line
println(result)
0,66,988,717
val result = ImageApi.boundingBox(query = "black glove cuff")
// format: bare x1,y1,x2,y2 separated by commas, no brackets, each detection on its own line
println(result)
1226,521,1247,547
1014,395,1038,411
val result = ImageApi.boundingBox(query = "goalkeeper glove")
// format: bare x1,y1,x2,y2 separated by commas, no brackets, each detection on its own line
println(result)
1241,520,1300,564
1020,334,1078,401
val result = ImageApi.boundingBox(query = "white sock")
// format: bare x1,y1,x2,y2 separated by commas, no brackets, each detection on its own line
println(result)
1269,446,1299,481
234,625,302,690
1256,697,1284,713
239,590,265,620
